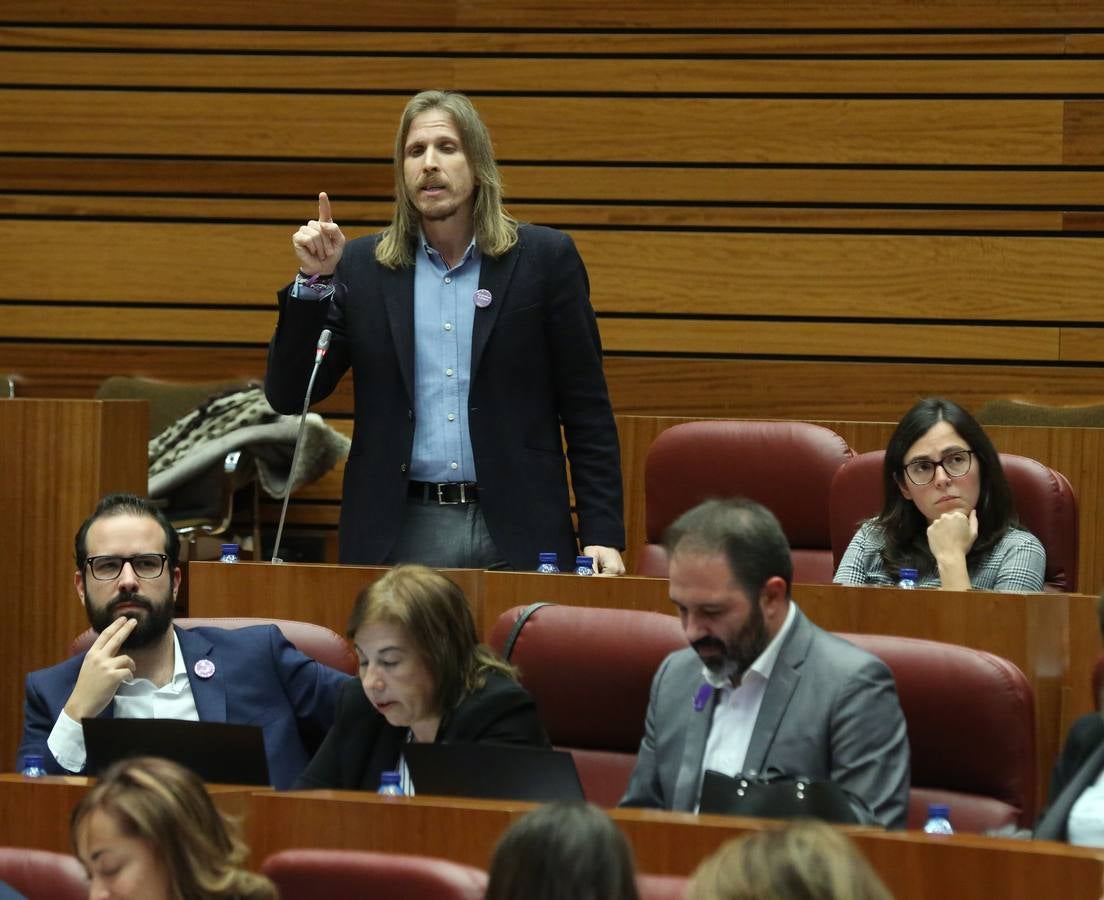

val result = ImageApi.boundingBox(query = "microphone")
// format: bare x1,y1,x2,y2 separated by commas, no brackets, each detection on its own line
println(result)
271,328,333,564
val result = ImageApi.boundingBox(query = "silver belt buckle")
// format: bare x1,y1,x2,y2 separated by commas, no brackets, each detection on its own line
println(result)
436,482,464,505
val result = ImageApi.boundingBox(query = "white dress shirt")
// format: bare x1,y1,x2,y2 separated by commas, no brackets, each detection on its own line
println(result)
47,631,199,772
1067,765,1104,847
697,602,797,805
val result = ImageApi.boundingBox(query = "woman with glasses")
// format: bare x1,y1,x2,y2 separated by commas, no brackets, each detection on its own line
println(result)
833,396,1045,591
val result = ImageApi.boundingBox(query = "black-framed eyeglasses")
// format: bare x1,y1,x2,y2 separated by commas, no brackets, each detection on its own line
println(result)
903,450,975,486
85,554,169,581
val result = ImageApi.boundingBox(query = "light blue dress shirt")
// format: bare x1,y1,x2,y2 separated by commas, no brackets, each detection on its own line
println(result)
409,235,480,483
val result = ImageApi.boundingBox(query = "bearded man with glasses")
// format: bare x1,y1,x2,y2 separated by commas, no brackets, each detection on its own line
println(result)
17,493,350,787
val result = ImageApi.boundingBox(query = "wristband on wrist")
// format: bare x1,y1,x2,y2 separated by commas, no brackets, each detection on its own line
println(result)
298,270,334,286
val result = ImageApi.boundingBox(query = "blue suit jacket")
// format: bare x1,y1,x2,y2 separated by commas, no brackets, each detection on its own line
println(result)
18,624,350,789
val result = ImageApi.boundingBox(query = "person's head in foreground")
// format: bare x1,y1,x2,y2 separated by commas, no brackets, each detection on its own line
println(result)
687,820,894,900
349,563,516,742
484,801,641,900
71,756,275,900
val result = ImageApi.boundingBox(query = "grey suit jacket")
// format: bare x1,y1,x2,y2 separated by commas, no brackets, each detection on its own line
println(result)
620,606,910,829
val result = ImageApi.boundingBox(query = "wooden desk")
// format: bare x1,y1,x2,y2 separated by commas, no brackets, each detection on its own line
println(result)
244,791,1104,900
187,561,484,639
0,774,261,854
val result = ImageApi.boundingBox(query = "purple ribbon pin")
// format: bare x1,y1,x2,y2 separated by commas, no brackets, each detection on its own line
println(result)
693,683,713,712
194,659,216,679
473,288,493,309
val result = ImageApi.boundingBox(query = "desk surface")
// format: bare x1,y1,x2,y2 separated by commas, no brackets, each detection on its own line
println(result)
1,776,1100,900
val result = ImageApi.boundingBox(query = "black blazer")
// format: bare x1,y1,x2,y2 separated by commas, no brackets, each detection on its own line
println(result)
265,224,625,571
1035,713,1104,841
294,673,549,791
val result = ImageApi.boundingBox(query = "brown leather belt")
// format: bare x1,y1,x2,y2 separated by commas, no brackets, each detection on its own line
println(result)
407,481,480,505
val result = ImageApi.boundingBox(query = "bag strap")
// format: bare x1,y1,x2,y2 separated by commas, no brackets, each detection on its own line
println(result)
500,602,556,661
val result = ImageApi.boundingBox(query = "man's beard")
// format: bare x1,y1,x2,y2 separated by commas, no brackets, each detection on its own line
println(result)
691,602,771,678
86,589,174,650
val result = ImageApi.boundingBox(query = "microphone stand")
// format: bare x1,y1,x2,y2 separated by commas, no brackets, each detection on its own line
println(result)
271,328,331,563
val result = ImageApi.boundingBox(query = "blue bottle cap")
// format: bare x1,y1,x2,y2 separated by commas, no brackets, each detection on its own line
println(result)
575,556,594,567
927,803,950,817
538,552,558,564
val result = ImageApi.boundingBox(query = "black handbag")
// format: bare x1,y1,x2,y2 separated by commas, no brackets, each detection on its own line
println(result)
698,770,861,824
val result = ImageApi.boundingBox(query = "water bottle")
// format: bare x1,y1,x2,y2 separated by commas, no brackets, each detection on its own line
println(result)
21,754,47,778
574,555,595,576
219,543,240,563
536,552,560,574
922,803,953,834
377,771,404,796
897,567,918,589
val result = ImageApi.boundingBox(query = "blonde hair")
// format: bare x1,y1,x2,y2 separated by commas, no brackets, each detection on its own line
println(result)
348,564,517,714
688,821,894,900
376,90,518,268
71,756,275,900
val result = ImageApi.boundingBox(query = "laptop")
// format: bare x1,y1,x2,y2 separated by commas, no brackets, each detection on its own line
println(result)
83,718,271,786
402,742,585,802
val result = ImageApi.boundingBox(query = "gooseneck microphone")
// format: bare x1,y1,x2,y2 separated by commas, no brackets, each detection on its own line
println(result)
271,328,332,563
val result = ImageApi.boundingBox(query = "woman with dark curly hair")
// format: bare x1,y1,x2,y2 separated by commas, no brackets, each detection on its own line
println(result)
834,396,1044,591
71,756,274,900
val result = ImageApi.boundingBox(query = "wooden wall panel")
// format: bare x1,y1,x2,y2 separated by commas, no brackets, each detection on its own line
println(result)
0,92,1066,165
3,4,1104,556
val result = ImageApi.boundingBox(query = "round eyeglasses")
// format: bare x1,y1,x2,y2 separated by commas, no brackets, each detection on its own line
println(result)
85,554,168,581
903,450,974,487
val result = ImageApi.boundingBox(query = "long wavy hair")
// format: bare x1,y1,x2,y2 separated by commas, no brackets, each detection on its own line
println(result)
376,90,518,269
347,564,516,717
876,396,1016,578
71,756,275,900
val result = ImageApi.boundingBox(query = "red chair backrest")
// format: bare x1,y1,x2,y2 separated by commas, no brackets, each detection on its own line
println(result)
829,450,1078,592
638,873,690,900
490,604,686,807
839,632,1036,831
69,617,357,675
261,848,487,900
0,847,89,900
640,420,854,583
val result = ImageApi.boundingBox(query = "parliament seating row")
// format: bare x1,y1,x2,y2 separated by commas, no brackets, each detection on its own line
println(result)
638,419,1079,591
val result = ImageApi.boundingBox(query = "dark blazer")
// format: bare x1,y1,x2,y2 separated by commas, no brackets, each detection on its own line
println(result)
620,606,911,829
19,625,351,790
295,672,549,791
265,224,625,571
1035,713,1104,841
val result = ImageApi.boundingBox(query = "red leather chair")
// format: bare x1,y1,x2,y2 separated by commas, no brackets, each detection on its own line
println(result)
260,848,487,900
638,873,689,899
829,450,1078,592
639,421,854,583
490,604,686,807
69,617,358,675
0,847,88,900
840,632,1036,831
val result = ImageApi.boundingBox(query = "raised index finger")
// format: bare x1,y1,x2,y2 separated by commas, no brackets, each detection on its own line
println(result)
318,191,333,223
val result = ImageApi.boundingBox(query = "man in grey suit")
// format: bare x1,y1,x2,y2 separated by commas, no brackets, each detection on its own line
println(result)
620,498,909,828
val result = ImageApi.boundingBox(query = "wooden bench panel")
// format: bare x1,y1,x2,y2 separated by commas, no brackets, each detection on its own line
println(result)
10,0,1104,29
9,51,1104,95
0,193,1069,233
8,222,1104,324
8,157,1104,207
0,26,1080,56
0,91,1065,165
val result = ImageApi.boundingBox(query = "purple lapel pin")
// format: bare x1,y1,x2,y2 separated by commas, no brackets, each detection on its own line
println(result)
693,683,713,712
473,288,493,309
194,659,216,679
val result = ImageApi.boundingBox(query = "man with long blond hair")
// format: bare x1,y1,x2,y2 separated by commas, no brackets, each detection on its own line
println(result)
266,90,625,574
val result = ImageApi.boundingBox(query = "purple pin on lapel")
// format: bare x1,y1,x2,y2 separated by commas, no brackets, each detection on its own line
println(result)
194,659,215,679
473,288,492,309
693,683,713,712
